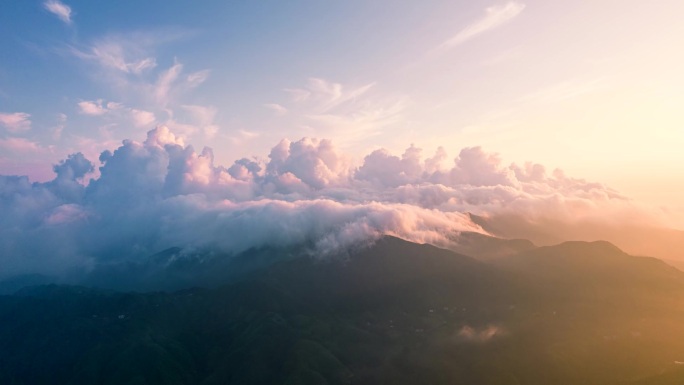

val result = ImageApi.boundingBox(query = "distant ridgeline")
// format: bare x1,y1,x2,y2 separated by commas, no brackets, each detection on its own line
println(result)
2,235,684,384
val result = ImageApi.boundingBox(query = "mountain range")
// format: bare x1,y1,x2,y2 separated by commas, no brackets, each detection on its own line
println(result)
1,235,684,384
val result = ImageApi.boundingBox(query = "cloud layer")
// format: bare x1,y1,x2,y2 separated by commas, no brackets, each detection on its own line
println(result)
0,126,653,284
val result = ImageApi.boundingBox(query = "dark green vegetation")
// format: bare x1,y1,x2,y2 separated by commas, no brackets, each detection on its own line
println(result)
2,236,684,384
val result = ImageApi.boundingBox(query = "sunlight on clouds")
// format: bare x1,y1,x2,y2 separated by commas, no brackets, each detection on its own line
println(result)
77,100,109,116
5,0,684,238
68,31,212,146
0,112,32,132
2,125,674,279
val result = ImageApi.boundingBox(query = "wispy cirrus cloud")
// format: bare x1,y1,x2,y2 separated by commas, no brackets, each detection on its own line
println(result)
0,112,32,132
43,0,72,25
69,31,198,112
436,2,525,52
186,70,211,88
66,30,210,147
71,39,157,75
77,99,156,129
264,103,288,116
281,78,406,145
285,78,376,114
52,113,68,140
0,137,43,153
153,62,183,106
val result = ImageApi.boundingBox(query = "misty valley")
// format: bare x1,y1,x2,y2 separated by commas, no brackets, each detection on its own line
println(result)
2,235,684,385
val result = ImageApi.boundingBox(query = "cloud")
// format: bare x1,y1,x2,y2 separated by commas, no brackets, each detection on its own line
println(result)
0,126,665,288
77,100,109,116
154,62,183,105
0,112,32,132
287,78,376,114
186,70,210,88
177,104,220,137
43,0,72,25
69,32,205,112
182,105,215,125
73,38,157,75
436,2,525,52
0,137,42,153
77,99,127,118
52,113,67,140
78,99,158,129
130,109,156,127
264,103,288,115
281,78,407,144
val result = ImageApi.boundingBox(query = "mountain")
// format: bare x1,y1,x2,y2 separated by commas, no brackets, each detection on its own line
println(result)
496,240,684,289
468,213,684,266
1,237,684,384
447,231,536,260
0,273,54,295
79,243,306,292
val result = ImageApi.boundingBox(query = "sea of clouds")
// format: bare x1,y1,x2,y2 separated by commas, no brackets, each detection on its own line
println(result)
0,126,651,280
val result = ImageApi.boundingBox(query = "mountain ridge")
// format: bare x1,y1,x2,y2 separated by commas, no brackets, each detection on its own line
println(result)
3,236,684,384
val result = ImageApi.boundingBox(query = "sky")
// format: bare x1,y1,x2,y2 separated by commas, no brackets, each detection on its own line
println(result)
2,0,683,209
1,0,684,282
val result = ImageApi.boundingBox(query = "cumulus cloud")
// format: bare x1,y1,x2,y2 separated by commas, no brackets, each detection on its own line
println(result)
44,0,72,25
0,112,31,132
0,126,662,287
